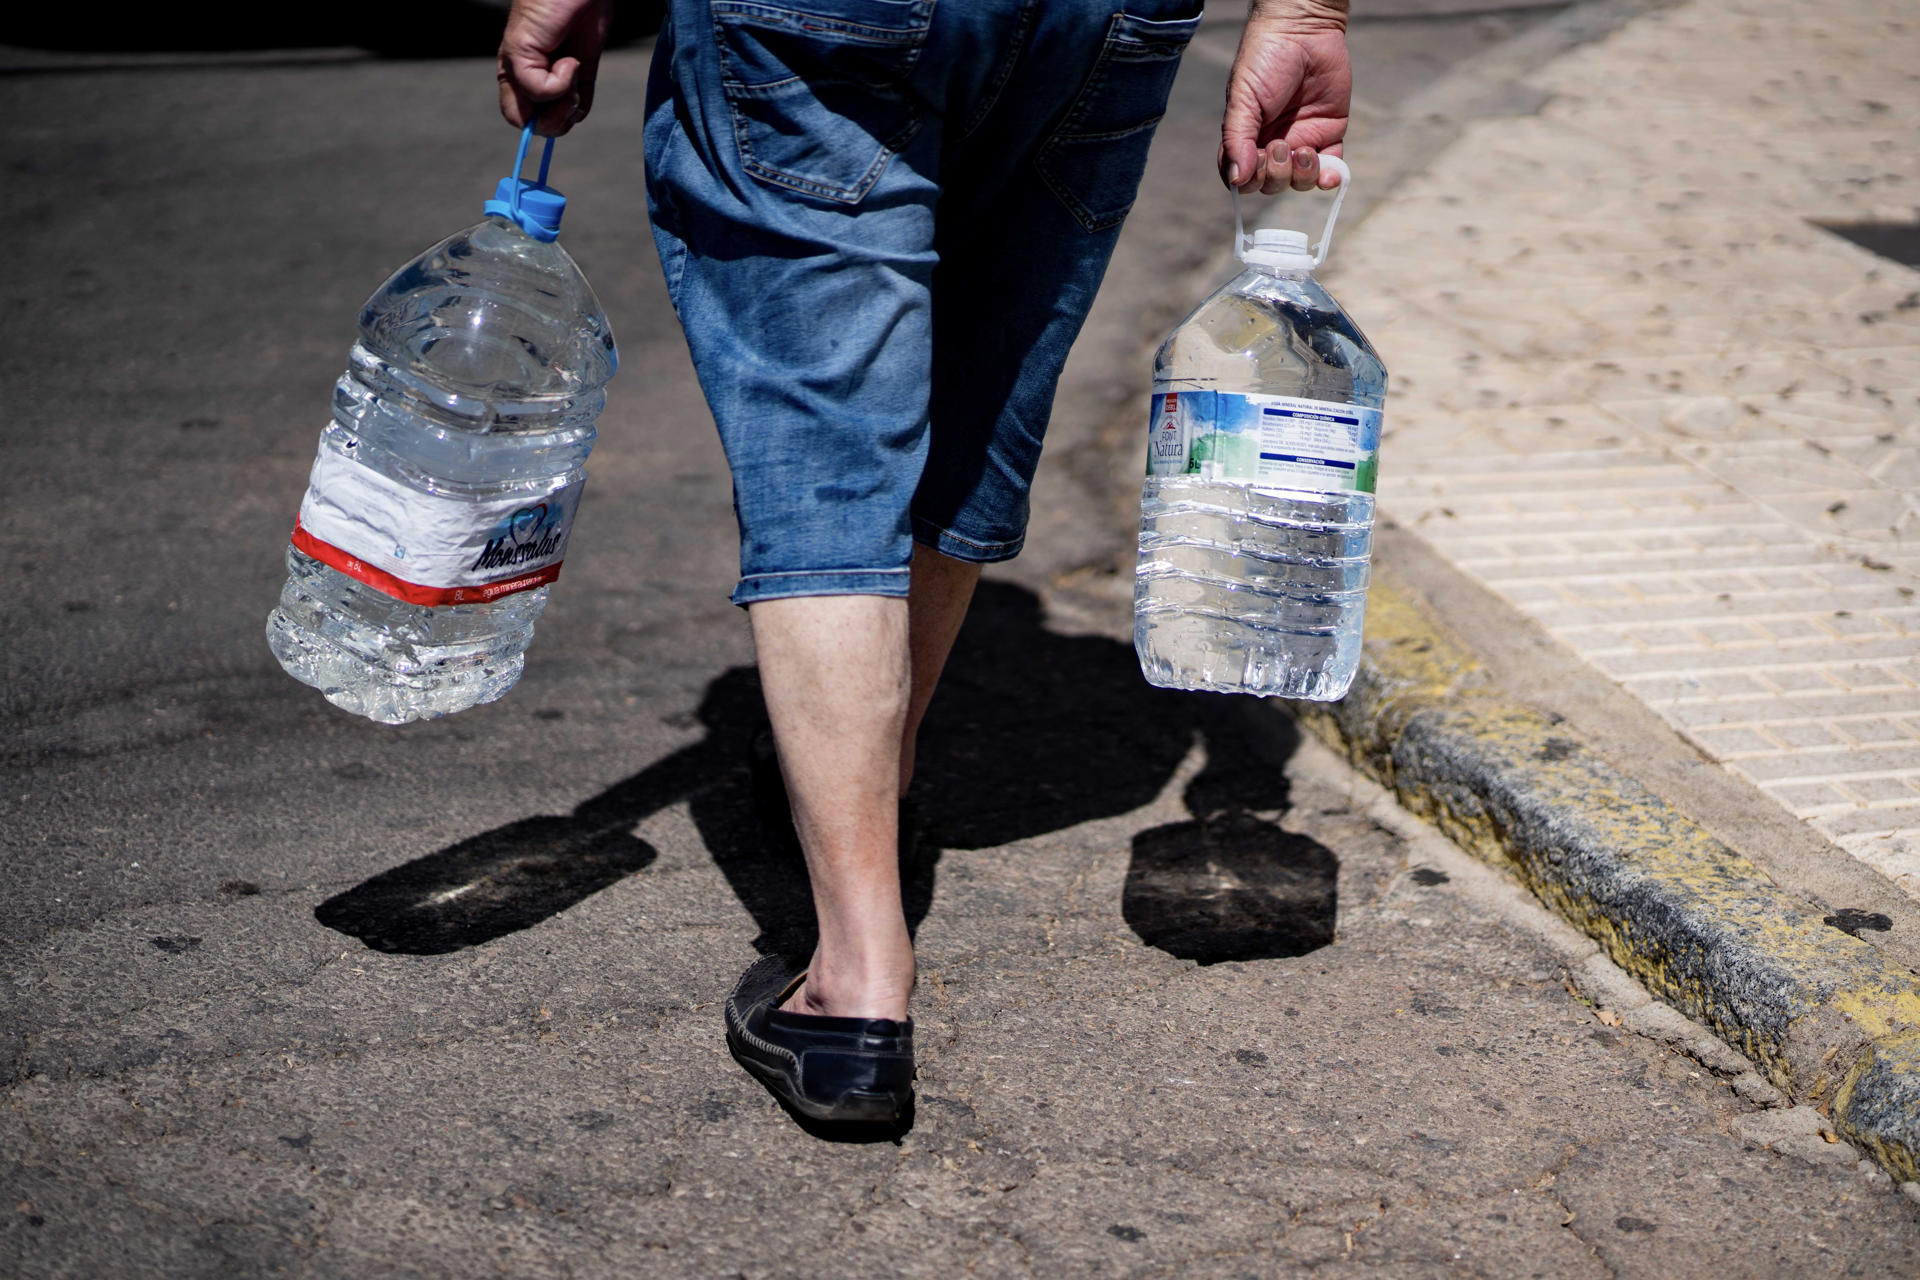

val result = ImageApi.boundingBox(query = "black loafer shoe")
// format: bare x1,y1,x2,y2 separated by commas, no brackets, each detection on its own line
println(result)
725,954,915,1124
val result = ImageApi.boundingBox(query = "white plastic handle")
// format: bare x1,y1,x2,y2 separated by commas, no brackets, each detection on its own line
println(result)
1232,153,1352,268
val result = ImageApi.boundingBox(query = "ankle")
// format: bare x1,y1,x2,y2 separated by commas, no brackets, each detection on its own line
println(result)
789,949,915,1021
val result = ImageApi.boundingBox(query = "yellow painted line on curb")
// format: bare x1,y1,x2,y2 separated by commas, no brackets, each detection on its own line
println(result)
1290,576,1920,1176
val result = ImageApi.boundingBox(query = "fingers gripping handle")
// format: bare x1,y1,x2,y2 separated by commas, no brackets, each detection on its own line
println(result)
1232,155,1352,269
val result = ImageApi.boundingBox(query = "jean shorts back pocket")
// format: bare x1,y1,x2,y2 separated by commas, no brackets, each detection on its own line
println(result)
713,0,935,205
1037,10,1199,233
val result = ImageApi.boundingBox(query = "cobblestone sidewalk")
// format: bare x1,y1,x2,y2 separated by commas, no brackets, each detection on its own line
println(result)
1326,0,1920,894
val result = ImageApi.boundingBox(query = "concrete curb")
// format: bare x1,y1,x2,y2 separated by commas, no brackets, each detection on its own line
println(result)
1282,578,1920,1179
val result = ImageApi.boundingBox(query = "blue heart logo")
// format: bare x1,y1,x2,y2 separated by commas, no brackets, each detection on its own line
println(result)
509,504,548,545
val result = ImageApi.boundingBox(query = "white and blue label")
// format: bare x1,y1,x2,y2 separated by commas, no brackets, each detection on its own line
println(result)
1147,389,1381,494
298,435,585,592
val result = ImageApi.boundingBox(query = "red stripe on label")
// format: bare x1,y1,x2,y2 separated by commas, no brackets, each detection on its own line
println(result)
291,522,562,606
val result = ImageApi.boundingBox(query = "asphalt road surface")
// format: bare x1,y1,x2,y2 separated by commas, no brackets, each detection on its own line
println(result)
5,4,1918,1275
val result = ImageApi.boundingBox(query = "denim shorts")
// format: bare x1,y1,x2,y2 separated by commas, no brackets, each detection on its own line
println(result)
644,0,1200,605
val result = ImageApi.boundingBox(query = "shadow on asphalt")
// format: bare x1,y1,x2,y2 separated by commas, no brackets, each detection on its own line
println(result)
314,819,657,955
316,581,1337,966
1124,812,1337,965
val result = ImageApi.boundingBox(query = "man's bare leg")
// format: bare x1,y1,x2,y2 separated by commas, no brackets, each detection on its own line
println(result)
901,544,983,792
751,594,915,1021
750,549,982,1022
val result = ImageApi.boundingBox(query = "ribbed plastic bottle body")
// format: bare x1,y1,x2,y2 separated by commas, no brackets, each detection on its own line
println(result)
1134,265,1386,701
267,216,616,724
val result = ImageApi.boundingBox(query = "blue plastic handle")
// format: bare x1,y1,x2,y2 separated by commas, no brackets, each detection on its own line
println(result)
508,121,556,222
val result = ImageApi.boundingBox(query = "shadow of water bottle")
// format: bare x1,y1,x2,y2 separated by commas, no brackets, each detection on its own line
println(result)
1123,809,1337,965
309,582,1342,966
314,817,656,955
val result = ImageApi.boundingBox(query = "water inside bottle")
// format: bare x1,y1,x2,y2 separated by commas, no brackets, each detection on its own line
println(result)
1134,264,1386,701
267,215,615,724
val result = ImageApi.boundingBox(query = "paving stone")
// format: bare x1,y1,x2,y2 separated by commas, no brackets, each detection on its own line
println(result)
1337,0,1920,892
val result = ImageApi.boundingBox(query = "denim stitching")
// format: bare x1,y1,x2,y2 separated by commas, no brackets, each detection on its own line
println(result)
741,568,911,580
1034,16,1125,231
713,0,937,204
1034,10,1194,232
741,113,922,204
912,516,1024,554
954,0,1039,144
714,1,933,47
1057,114,1165,146
655,114,695,304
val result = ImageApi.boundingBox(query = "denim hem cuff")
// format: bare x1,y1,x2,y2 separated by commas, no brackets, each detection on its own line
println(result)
911,517,1026,564
731,568,913,607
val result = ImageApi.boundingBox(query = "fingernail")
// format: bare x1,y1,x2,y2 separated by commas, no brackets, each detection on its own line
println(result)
1228,162,1241,186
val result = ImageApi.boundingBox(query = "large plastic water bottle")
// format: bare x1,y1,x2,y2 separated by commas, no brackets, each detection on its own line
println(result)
267,126,617,724
1135,158,1386,701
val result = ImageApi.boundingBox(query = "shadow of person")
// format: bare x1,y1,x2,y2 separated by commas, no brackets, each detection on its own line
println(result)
919,583,1338,961
316,579,1340,969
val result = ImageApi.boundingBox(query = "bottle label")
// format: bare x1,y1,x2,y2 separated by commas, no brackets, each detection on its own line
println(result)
291,440,585,606
1146,390,1380,494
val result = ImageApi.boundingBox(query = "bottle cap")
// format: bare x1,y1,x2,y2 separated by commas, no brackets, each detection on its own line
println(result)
483,123,567,241
1243,228,1314,270
1231,155,1352,273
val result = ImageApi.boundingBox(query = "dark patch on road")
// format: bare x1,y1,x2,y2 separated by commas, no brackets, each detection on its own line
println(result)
1825,908,1894,938
219,880,260,897
690,1097,735,1123
315,819,655,955
150,935,201,954
352,583,1328,962
1125,811,1337,965
1411,867,1450,886
1616,1216,1659,1233
1108,1225,1146,1243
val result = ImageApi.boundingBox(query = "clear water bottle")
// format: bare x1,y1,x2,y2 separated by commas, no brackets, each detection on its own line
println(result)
1135,158,1386,701
267,126,617,724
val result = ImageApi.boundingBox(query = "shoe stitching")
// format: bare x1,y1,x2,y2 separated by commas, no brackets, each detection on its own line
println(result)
726,997,801,1071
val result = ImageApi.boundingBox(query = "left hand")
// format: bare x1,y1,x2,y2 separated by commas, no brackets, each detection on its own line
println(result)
1219,1,1353,194
497,0,615,136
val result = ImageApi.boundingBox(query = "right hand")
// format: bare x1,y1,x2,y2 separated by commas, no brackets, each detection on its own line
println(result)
497,0,615,136
1219,0,1352,195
